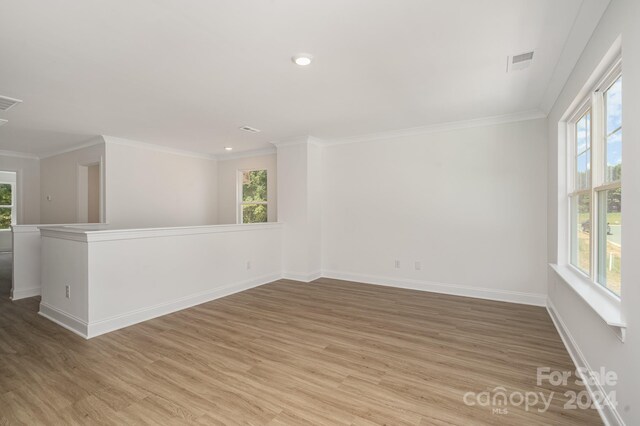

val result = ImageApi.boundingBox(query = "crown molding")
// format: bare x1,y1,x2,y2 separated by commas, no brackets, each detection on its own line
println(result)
0,149,40,160
321,109,547,147
4,109,547,161
270,135,325,148
37,135,217,161
103,136,216,160
270,136,309,148
215,147,276,161
39,137,106,159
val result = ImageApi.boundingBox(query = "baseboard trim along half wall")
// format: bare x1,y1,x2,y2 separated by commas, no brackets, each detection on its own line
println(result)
39,303,89,338
39,273,280,339
320,270,547,307
546,299,625,426
11,286,41,300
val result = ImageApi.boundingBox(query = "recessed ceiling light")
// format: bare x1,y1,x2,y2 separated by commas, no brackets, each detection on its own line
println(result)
224,147,233,151
292,54,313,66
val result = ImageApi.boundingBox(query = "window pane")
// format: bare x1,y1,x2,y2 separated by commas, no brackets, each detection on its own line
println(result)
0,184,11,205
242,204,267,223
0,207,11,229
598,189,621,295
242,170,267,202
576,113,590,154
605,76,622,183
576,151,590,189
606,77,622,134
570,193,591,275
606,130,622,182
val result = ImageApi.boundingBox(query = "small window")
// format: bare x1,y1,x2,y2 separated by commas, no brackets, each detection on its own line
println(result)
567,61,622,296
238,170,267,223
0,182,15,230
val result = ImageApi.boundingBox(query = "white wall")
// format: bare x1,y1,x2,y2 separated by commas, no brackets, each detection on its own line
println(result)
40,141,105,223
217,153,277,224
11,223,105,300
547,0,639,424
276,140,323,281
87,164,100,223
104,137,217,228
39,223,282,338
321,118,548,305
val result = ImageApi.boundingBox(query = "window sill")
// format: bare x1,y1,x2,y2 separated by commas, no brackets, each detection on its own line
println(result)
550,263,626,342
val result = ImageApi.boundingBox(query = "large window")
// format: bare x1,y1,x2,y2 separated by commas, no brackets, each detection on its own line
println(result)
0,182,15,230
568,61,622,296
238,169,267,223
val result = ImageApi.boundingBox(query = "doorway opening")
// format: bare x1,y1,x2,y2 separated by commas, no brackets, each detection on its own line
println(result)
77,162,102,223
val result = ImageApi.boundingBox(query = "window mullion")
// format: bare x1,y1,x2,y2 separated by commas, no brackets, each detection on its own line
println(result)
590,187,597,281
590,91,602,282
594,181,621,192
591,92,604,188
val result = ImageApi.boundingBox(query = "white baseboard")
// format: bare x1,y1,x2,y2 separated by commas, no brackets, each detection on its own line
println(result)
282,270,322,283
11,286,41,300
321,270,547,306
39,303,88,338
86,273,281,338
38,273,280,339
546,299,625,426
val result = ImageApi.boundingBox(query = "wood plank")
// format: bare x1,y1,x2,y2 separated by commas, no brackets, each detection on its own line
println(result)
0,255,601,425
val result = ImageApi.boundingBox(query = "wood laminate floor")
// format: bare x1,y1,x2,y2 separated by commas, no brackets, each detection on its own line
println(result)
0,255,601,425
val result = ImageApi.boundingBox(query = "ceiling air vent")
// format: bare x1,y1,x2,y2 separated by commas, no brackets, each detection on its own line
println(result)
507,51,534,72
0,119,7,127
239,125,261,133
0,95,22,111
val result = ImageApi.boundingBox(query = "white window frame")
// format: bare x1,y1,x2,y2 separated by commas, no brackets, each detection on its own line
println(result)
237,169,268,224
0,181,17,230
566,58,622,297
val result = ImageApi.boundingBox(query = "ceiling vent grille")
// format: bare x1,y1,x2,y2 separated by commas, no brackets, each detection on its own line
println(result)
508,51,534,72
513,52,534,64
239,125,261,133
0,119,8,127
0,95,22,111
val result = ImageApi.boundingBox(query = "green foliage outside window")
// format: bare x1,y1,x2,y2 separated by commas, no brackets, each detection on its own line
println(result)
0,184,12,229
608,163,621,184
242,204,267,223
242,170,267,223
0,184,11,205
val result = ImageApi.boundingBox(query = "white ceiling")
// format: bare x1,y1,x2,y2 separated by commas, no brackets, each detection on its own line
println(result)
0,0,609,157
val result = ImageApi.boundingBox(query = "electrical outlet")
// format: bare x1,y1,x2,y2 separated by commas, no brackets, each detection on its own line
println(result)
246,261,251,270
415,261,421,270
65,285,70,299
394,260,400,269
